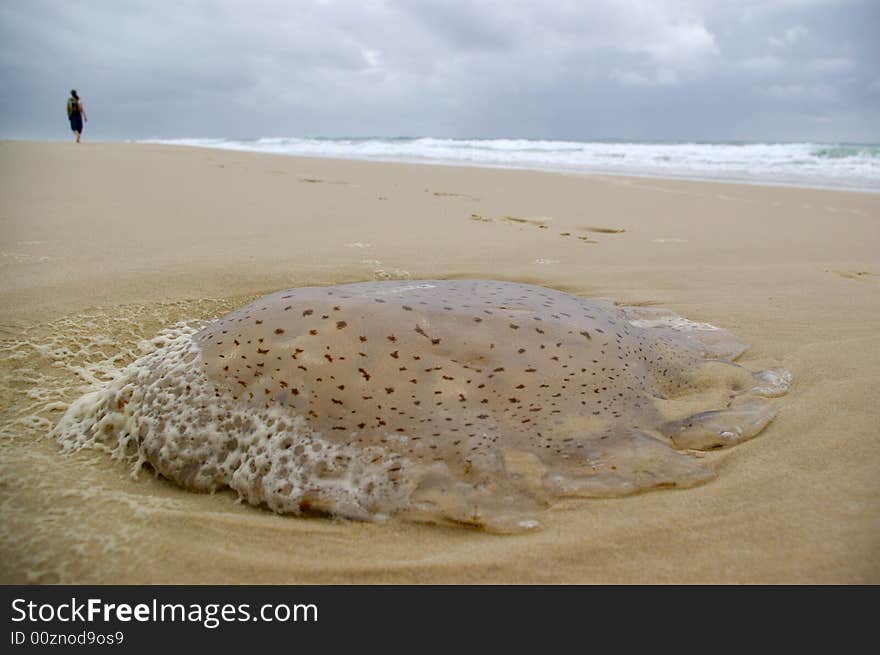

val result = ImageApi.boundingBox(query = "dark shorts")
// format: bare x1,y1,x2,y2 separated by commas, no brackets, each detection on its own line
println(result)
69,113,83,133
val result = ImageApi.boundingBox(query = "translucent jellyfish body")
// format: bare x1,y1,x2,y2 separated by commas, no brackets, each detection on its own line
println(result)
56,281,791,532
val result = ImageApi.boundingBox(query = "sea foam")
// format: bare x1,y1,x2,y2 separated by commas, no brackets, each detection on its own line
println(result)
139,136,880,192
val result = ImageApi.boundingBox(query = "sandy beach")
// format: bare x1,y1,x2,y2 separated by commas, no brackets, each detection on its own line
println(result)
0,140,877,584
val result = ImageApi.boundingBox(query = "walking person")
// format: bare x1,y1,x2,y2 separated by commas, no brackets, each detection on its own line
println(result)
67,89,87,143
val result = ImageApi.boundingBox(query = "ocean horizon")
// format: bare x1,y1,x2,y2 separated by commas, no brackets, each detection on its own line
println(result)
138,136,880,193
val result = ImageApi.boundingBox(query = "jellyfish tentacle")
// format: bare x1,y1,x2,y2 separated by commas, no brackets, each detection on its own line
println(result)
402,468,546,533
661,400,776,450
541,430,715,497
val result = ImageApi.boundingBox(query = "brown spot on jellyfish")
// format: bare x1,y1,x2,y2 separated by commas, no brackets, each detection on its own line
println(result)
55,280,791,533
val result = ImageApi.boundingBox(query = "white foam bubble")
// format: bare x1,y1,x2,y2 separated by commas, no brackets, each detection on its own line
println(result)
140,137,880,192
627,316,722,332
53,325,419,520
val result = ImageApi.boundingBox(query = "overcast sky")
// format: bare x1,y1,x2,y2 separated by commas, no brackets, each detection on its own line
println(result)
1,0,878,142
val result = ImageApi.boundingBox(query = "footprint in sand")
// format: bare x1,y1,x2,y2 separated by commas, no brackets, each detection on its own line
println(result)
299,177,349,185
557,226,625,243
428,190,480,201
471,215,622,244
828,269,878,281
469,213,551,228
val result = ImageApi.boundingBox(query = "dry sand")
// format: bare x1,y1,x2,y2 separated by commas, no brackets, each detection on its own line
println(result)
1,140,877,583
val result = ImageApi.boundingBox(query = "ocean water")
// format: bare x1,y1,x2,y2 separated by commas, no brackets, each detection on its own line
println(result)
140,136,880,192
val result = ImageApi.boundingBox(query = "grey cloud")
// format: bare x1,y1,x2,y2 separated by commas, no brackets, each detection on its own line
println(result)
0,0,877,142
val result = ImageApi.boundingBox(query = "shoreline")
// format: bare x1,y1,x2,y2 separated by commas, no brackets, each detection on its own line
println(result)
7,138,879,195
135,139,880,195
1,140,877,583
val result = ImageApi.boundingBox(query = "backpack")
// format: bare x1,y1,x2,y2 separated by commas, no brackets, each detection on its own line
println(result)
67,97,79,117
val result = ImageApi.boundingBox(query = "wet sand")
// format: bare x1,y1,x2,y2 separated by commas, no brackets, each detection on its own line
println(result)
1,140,878,583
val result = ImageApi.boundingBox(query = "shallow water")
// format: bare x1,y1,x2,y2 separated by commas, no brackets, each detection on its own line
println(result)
141,137,880,192
0,297,245,582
